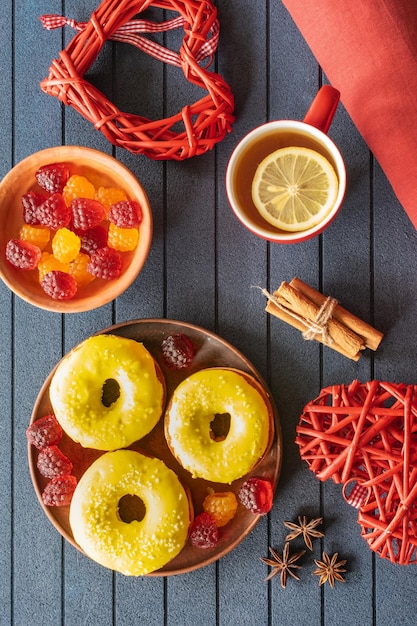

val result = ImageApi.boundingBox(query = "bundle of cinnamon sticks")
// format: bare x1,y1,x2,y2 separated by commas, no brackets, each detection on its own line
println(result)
264,278,383,361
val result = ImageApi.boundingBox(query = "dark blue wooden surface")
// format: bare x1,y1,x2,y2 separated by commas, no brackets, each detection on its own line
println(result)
2,2,417,625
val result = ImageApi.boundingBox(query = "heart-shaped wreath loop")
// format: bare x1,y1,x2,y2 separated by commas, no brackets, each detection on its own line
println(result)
40,0,235,160
296,380,417,564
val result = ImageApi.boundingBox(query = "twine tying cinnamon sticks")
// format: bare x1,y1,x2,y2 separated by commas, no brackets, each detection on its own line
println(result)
261,278,383,361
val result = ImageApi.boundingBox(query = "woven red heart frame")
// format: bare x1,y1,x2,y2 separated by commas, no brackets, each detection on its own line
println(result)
40,0,235,160
296,380,417,564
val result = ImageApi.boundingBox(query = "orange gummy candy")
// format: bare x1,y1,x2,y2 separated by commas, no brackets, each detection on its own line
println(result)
95,186,128,212
203,491,238,527
62,175,95,206
107,223,139,252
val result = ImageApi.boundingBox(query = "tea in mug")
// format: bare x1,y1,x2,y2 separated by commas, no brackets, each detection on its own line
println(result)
230,127,340,232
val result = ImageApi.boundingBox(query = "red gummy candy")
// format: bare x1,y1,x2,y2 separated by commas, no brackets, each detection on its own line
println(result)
41,271,78,300
161,333,195,369
71,198,106,231
21,191,47,225
5,238,42,270
238,477,273,515
189,512,219,548
26,414,62,450
87,247,122,280
37,445,73,479
108,200,142,228
36,193,71,230
42,475,77,507
35,163,70,194
79,225,108,255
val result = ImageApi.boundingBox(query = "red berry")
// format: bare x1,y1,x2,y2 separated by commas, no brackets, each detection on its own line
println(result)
189,512,219,548
35,163,70,194
87,247,122,280
41,475,77,507
79,225,108,255
41,271,78,300
238,478,273,515
36,193,71,230
26,414,62,450
21,191,47,225
161,333,195,369
5,238,42,270
71,198,106,231
108,200,142,228
37,445,73,479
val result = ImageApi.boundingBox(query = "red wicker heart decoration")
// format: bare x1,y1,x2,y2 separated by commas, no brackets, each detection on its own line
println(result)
296,380,417,564
40,0,235,160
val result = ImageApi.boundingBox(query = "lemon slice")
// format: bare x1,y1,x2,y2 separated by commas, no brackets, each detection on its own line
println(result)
251,146,339,232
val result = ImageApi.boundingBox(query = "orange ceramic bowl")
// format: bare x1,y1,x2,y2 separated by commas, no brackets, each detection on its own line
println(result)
0,146,153,312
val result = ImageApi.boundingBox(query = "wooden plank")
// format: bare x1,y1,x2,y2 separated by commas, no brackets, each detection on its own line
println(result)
267,2,323,623
0,1,14,622
373,161,417,624
320,97,375,623
214,2,279,624
11,1,65,624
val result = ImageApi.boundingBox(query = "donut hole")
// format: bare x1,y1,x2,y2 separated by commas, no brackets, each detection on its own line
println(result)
210,412,231,442
101,378,121,407
118,494,146,523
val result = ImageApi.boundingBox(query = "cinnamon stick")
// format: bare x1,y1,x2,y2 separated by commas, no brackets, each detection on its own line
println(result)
264,278,383,360
266,297,360,360
290,277,383,351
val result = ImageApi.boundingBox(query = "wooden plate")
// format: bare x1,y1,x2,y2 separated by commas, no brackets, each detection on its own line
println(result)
29,319,282,575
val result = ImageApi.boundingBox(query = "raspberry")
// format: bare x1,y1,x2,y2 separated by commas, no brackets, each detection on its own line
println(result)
19,224,50,250
203,491,238,527
108,200,142,227
52,228,81,263
238,477,273,515
87,247,122,280
37,445,73,479
95,186,127,211
71,198,106,231
37,252,70,282
107,223,139,252
62,175,95,206
161,333,195,369
69,253,95,287
36,193,71,230
5,238,42,270
189,512,219,548
21,191,47,224
42,475,77,507
26,414,62,450
41,270,78,300
78,224,108,255
35,163,70,194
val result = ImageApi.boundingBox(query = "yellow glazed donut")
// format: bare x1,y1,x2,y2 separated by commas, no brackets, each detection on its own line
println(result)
49,334,165,450
165,368,273,483
69,449,191,576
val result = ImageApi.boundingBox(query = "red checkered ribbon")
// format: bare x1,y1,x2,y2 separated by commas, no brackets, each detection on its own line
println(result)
342,480,370,509
39,13,219,67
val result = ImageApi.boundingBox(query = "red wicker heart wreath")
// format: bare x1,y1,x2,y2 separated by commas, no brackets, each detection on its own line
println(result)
296,380,417,564
40,0,235,160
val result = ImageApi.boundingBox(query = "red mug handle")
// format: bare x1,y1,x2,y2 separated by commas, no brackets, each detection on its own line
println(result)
303,85,340,134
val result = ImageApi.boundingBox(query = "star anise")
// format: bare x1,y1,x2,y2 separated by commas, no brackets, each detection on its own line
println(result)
260,543,305,587
284,515,324,550
313,551,347,588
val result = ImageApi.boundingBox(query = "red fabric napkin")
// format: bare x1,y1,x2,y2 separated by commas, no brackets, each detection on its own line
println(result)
281,0,417,229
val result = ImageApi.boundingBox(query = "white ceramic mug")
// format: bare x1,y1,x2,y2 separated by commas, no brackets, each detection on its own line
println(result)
225,86,346,244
